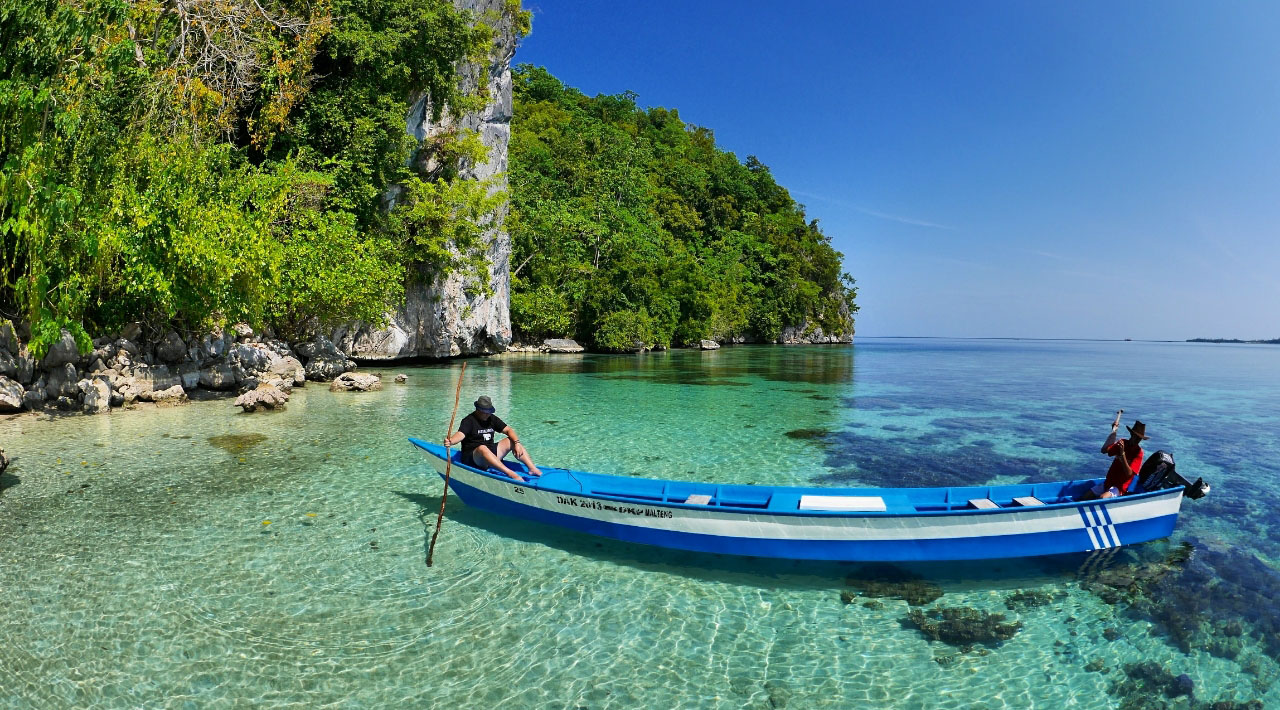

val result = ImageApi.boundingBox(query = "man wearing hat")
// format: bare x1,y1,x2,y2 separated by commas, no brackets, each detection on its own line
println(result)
1092,419,1148,498
443,395,543,482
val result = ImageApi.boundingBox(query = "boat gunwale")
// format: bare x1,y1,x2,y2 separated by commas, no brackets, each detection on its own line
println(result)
408,437,1182,519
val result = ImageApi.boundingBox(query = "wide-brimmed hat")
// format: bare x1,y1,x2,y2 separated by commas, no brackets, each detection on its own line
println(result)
474,395,496,413
1126,421,1149,440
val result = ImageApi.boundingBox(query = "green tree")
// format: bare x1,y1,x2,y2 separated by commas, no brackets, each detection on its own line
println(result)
508,65,856,349
1,0,528,356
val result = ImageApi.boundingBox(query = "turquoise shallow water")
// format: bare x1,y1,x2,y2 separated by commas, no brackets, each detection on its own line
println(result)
1,340,1278,708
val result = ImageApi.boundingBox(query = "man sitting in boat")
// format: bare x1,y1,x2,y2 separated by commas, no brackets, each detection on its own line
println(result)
443,395,543,482
1091,419,1148,498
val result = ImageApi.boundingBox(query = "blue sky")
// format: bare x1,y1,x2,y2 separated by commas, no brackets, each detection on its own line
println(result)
513,1,1280,339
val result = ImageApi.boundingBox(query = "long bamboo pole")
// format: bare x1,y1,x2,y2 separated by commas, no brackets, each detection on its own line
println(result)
427,361,466,567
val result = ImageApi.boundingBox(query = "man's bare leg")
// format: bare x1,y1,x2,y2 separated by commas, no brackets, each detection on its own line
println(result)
476,446,524,482
496,438,541,476
514,445,542,477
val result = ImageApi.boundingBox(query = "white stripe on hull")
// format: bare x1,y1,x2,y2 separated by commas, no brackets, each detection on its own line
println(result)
427,455,1183,543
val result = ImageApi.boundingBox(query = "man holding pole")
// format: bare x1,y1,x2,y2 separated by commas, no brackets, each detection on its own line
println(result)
444,395,543,482
1090,410,1147,499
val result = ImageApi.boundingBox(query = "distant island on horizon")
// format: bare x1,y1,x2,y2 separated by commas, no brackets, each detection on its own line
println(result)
1187,337,1280,344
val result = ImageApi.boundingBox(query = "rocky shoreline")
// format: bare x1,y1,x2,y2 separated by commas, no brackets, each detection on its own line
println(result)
0,321,362,418
0,320,853,420
506,327,854,354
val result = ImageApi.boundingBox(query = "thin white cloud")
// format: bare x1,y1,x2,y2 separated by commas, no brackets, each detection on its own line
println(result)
791,190,954,230
1023,248,1074,262
851,206,954,230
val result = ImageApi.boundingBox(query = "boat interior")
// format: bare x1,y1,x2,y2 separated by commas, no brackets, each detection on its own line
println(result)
443,448,1108,515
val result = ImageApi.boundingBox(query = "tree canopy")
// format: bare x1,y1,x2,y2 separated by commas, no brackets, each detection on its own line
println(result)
508,65,857,351
0,0,523,356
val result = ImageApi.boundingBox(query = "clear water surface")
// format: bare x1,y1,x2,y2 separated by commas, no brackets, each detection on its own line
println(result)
1,339,1277,708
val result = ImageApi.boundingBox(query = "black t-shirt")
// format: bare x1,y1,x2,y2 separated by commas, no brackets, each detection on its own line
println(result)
457,412,508,455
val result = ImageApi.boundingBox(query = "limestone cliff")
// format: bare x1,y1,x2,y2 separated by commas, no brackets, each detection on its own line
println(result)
333,0,516,360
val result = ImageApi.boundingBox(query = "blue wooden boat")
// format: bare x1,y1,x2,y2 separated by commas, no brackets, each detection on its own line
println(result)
408,439,1208,562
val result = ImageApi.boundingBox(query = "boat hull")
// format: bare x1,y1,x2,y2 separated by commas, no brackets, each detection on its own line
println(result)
413,442,1184,562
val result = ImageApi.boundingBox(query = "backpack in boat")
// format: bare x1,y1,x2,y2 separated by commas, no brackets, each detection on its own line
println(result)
1135,450,1209,499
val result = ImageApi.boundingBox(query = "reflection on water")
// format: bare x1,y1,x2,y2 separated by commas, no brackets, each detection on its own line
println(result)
0,341,1276,708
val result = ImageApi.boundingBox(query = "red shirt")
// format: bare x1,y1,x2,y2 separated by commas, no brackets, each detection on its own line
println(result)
1102,436,1144,492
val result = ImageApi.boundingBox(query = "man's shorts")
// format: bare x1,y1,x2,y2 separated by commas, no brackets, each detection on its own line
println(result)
1091,483,1121,497
467,443,498,469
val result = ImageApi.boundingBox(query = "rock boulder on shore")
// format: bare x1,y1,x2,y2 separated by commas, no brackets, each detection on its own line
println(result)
543,338,584,353
40,330,81,369
235,383,289,412
0,320,16,354
329,372,382,393
155,331,188,363
79,377,111,414
47,362,81,399
0,376,24,412
699,339,720,350
22,385,44,411
297,336,354,381
142,384,186,404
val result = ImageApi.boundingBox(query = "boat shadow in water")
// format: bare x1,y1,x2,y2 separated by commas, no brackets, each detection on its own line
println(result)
389,490,1160,594
0,470,18,496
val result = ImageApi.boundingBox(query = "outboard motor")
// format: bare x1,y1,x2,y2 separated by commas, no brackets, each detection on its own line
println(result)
1135,450,1210,499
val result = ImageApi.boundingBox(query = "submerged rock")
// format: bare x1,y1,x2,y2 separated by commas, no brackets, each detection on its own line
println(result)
784,428,829,440
329,372,382,393
208,433,269,453
844,564,944,606
1110,662,1195,706
1004,589,1066,611
906,606,1022,646
1081,541,1280,662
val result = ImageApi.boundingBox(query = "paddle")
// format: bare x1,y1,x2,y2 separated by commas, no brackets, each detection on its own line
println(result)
427,361,467,567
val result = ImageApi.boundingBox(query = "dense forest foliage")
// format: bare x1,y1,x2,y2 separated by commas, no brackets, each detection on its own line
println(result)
508,65,856,351
1,0,525,357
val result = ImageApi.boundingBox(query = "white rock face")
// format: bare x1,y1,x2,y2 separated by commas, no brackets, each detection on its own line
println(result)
778,322,855,345
333,0,516,360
